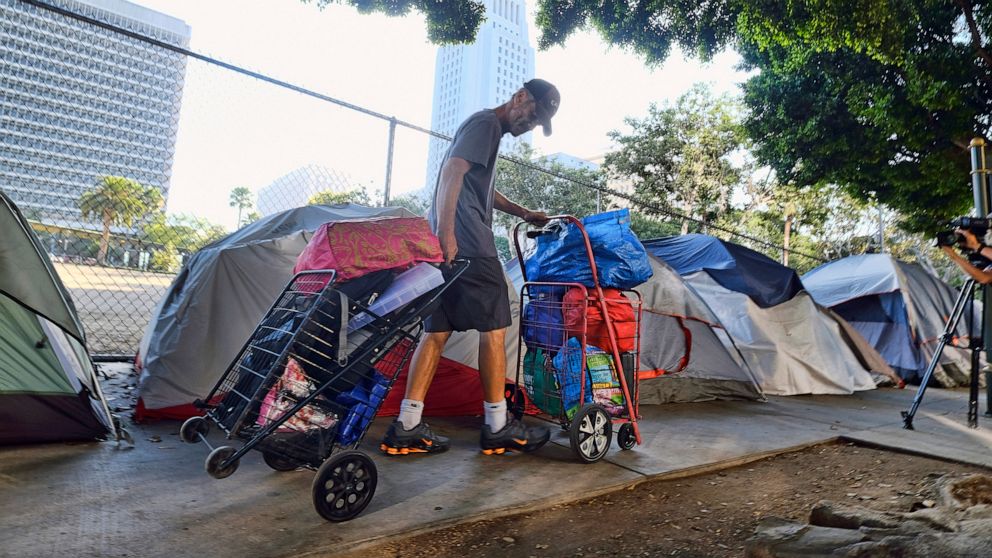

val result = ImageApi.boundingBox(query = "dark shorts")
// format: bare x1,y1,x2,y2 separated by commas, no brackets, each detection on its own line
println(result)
425,257,512,333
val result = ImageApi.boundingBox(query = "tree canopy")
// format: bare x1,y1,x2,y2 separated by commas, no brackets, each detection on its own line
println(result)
142,213,227,254
228,187,254,229
342,0,992,233
493,142,604,233
301,0,485,43
306,188,372,206
543,0,992,232
606,84,746,234
389,191,431,216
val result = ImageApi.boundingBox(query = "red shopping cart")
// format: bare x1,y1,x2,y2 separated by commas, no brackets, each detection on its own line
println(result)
507,216,642,463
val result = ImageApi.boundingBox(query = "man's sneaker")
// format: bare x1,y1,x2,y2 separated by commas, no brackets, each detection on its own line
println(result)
480,417,550,455
379,420,450,455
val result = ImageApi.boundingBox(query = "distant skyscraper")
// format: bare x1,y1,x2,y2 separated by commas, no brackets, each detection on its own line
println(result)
545,152,600,173
0,0,190,224
424,0,536,190
257,164,367,216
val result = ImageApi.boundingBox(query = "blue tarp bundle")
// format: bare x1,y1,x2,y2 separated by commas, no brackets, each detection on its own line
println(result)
643,234,803,308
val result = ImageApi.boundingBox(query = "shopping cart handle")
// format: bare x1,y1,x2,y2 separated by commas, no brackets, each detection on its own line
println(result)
445,258,471,276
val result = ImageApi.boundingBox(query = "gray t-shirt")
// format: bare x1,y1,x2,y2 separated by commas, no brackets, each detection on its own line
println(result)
427,109,503,258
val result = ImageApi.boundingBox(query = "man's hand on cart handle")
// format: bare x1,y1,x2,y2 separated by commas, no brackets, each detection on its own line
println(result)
523,210,550,227
440,229,458,266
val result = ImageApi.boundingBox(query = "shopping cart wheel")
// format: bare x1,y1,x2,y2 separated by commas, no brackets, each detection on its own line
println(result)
205,446,239,479
505,382,525,420
569,404,612,464
179,416,209,444
617,423,636,451
312,450,378,522
262,451,300,472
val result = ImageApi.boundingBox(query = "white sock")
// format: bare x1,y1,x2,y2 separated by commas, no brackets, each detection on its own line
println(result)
398,399,423,430
484,400,507,432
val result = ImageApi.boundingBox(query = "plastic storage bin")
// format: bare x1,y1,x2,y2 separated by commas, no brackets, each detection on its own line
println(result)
348,262,444,332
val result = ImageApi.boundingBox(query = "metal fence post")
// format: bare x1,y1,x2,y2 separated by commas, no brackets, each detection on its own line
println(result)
383,117,397,206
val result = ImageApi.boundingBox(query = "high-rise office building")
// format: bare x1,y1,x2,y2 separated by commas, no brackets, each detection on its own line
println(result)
424,0,535,190
256,164,368,217
0,0,190,225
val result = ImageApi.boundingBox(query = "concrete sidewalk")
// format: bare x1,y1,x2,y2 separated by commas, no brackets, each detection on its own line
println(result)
1,386,990,558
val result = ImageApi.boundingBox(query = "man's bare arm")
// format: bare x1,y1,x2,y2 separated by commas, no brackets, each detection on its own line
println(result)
436,157,471,264
494,191,548,226
941,245,992,284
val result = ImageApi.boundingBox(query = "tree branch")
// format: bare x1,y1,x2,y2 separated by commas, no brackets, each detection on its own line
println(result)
956,0,992,76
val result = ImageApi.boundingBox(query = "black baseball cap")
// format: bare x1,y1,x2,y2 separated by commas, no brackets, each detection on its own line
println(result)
523,78,560,136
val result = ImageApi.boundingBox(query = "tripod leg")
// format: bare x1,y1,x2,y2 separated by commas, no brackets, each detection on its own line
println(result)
986,367,992,418
903,279,976,430
970,344,981,428
902,338,950,429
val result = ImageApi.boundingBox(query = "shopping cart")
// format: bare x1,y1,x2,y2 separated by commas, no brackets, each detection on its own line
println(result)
180,262,468,521
507,216,642,463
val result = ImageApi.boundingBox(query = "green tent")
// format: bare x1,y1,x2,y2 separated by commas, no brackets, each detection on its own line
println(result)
0,191,113,444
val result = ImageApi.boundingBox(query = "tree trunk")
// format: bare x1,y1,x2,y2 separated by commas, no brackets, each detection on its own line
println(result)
99,209,112,265
956,0,992,80
681,198,695,235
782,213,793,266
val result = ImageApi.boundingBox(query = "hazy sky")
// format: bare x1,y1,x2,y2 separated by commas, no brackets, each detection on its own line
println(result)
128,0,749,228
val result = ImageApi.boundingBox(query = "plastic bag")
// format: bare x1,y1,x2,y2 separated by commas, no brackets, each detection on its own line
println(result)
562,287,637,353
335,372,390,446
257,358,338,432
552,338,626,419
521,285,566,354
524,209,653,289
522,347,563,416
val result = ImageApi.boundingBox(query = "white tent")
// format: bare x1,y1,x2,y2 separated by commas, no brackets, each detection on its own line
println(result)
646,235,896,396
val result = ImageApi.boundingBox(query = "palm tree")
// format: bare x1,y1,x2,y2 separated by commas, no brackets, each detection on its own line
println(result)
229,187,254,228
78,176,164,265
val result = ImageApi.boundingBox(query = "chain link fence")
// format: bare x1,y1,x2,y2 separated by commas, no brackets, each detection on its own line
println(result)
2,0,832,357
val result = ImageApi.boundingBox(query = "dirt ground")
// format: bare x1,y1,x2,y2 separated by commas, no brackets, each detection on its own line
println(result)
55,262,172,355
339,443,989,558
96,366,988,557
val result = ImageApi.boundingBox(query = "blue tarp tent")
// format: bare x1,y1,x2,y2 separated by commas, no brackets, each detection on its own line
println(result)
644,235,895,396
645,234,804,308
802,254,979,386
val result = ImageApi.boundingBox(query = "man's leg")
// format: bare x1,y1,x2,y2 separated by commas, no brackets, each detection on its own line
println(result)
380,330,452,455
479,328,509,433
478,327,550,454
478,327,507,403
405,330,452,401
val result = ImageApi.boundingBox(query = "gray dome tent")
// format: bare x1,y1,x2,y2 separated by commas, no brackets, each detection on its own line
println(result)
803,253,980,387
135,204,414,419
0,191,113,444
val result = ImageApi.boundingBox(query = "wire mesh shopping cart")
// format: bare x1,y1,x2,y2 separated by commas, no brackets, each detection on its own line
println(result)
507,216,642,463
180,262,468,521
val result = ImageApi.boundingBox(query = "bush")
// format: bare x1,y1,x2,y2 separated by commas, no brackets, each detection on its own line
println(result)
150,243,181,273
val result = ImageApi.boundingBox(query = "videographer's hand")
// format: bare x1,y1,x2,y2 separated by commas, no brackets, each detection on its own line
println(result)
955,228,982,251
